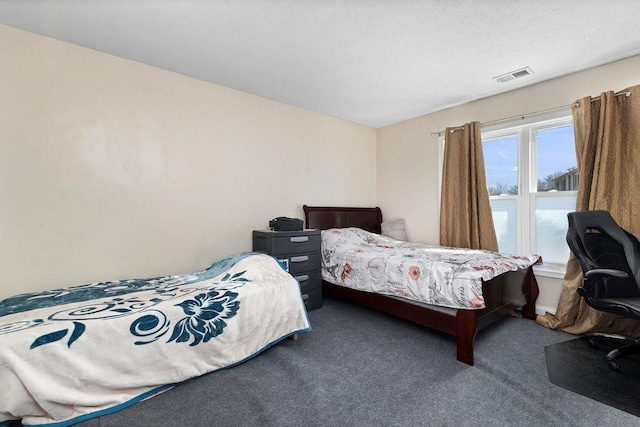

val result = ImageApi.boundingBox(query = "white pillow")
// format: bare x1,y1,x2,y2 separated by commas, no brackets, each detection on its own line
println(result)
381,219,407,241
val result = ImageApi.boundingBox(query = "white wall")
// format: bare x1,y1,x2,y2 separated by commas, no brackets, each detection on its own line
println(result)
0,25,377,299
377,54,640,313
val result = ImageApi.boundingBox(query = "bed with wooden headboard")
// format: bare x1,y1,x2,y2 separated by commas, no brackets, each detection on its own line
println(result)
303,204,539,366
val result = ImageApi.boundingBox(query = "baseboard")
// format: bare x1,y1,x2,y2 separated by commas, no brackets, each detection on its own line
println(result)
516,305,556,317
535,304,556,316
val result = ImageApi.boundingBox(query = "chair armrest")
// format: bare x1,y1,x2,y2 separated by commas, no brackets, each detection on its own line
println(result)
579,269,629,298
584,269,629,280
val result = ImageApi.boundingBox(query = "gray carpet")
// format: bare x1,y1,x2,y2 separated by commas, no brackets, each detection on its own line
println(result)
75,297,639,427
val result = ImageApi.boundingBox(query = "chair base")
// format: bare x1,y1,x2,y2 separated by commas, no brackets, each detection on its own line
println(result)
581,333,640,371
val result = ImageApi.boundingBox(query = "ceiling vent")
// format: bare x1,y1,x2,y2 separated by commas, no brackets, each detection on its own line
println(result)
493,67,534,83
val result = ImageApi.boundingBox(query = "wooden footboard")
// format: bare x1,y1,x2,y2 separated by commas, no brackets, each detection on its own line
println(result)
459,266,539,364
322,266,539,365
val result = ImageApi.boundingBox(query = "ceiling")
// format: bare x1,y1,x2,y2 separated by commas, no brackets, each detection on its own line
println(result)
1,1,640,128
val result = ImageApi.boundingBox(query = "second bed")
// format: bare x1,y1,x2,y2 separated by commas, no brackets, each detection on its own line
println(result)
303,204,541,365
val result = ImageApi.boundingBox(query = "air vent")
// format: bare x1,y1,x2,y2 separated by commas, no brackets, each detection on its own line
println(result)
493,67,534,83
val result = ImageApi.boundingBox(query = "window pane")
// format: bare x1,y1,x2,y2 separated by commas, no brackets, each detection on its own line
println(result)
489,198,517,254
535,126,577,192
534,195,576,263
483,136,518,195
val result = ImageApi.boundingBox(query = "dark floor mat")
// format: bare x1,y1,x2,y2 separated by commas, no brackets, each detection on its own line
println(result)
545,337,640,417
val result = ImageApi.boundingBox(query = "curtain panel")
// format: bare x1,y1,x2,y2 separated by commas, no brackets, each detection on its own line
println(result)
440,121,498,251
537,84,640,338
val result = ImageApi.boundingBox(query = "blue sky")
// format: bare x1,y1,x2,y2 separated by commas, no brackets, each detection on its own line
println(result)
483,125,576,187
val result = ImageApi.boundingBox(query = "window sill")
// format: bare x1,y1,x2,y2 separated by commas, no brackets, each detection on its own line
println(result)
533,263,566,279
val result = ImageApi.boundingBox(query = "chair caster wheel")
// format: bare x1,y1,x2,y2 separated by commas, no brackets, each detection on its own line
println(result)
607,360,621,371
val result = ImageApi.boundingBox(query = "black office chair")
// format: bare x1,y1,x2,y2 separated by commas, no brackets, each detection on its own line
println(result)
566,210,640,371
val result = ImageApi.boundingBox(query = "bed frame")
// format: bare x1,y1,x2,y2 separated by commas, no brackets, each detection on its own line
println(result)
303,204,539,366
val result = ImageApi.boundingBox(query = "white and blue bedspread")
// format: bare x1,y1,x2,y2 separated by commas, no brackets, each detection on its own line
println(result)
0,252,311,426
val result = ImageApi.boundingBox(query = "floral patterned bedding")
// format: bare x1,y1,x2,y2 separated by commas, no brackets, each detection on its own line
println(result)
321,228,540,310
0,253,310,427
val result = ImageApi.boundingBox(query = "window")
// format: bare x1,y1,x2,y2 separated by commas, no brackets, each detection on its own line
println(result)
482,114,577,277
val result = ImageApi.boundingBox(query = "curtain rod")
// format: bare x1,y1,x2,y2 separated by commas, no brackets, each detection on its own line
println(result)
430,90,632,136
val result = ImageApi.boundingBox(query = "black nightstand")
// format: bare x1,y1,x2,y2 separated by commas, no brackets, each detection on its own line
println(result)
252,229,322,311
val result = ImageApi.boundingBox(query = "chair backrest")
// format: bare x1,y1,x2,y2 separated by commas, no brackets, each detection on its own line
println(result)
566,210,640,297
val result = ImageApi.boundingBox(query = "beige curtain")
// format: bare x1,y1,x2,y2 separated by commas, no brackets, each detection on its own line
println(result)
440,121,498,251
537,84,640,338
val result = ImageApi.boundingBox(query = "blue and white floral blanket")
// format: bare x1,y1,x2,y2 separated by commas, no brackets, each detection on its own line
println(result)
0,252,310,426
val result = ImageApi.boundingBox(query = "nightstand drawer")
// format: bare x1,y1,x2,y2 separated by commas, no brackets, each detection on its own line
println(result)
278,252,321,274
291,270,322,293
253,229,321,256
267,234,321,255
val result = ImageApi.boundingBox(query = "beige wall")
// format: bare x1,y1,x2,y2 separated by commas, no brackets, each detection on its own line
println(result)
377,54,640,313
0,25,377,299
3,22,638,313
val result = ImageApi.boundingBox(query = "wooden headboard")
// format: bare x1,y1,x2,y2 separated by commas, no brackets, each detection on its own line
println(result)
303,205,383,234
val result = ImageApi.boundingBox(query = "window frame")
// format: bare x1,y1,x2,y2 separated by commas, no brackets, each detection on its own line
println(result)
483,113,576,278
438,111,576,279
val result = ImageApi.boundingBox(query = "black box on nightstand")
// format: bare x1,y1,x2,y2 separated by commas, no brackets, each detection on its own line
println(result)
268,217,303,231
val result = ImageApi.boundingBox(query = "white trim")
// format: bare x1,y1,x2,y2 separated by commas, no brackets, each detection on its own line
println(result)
481,110,574,134
437,135,445,239
519,127,530,255
517,304,557,315
533,264,566,279
535,304,557,316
